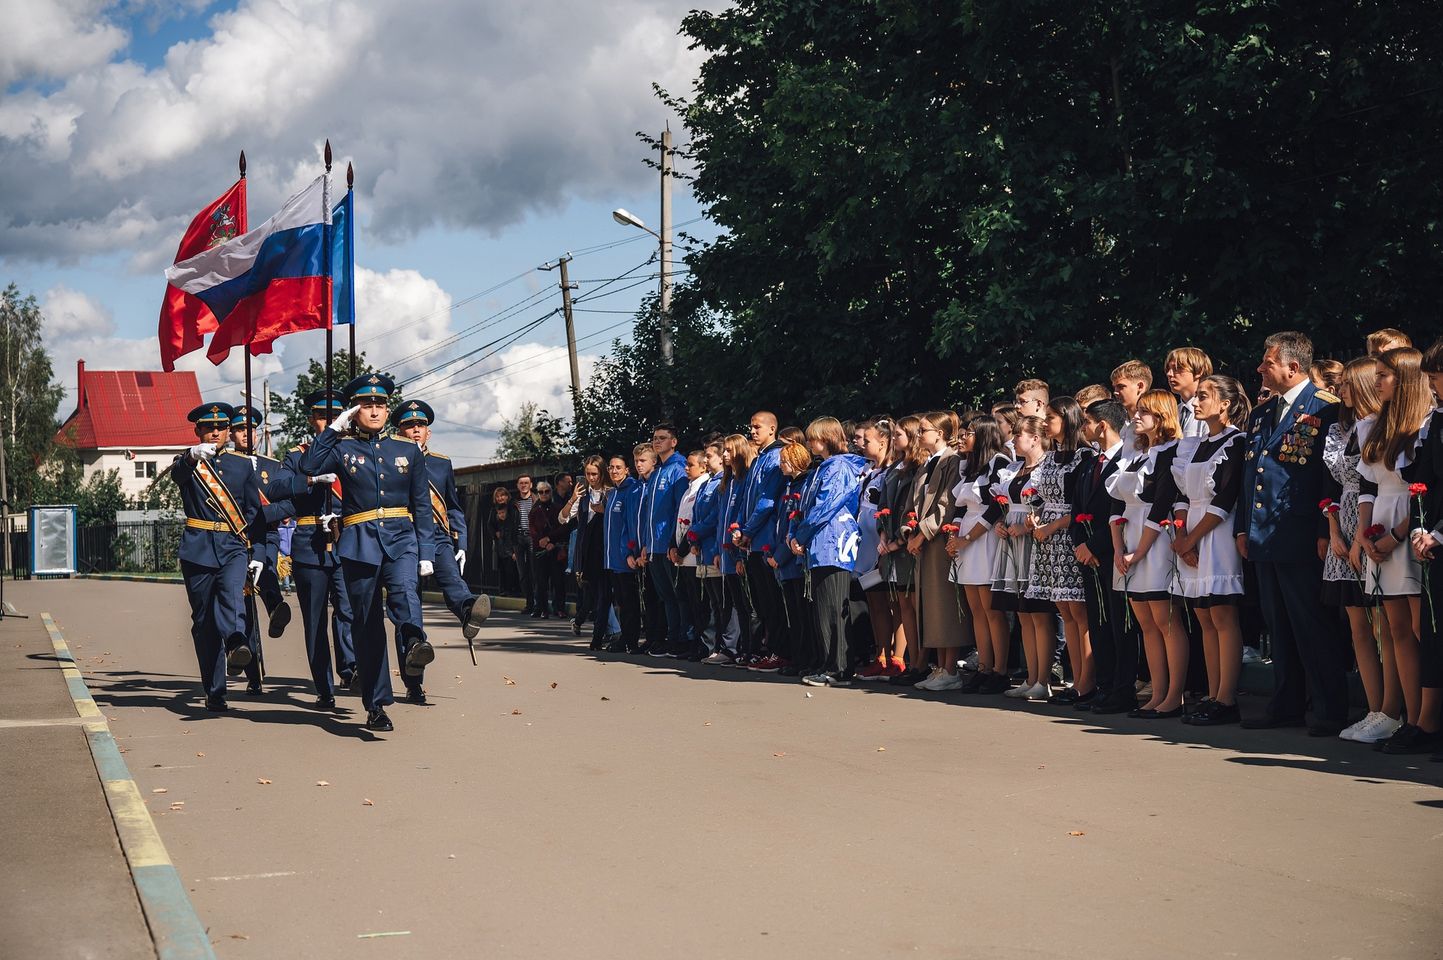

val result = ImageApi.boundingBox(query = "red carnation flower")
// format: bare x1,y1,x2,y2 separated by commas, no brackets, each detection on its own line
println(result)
1364,524,1386,540
729,522,740,531
1318,498,1333,512
1111,517,1128,527
761,544,773,554
1410,483,1429,497
941,523,959,534
1327,504,1339,514
1022,487,1038,498
876,508,892,518
627,540,638,550
906,510,918,519
1076,513,1094,523
679,518,691,526
994,495,1009,506
788,510,801,520
686,531,699,543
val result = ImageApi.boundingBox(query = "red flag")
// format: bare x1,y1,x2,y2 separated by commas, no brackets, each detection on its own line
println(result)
158,179,247,371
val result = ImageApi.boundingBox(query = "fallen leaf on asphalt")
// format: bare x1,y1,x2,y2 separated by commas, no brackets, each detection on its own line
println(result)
108,716,118,721
600,696,610,701
510,709,522,715
550,682,558,689
1069,831,1085,837
703,721,711,726
316,780,331,787
229,934,250,941
170,801,184,810
504,676,517,685
152,788,168,794
362,799,374,806
877,747,886,752
196,753,205,758
257,778,272,785
447,854,456,859
773,752,786,758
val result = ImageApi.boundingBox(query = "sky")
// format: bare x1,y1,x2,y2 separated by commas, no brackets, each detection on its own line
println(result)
0,0,719,464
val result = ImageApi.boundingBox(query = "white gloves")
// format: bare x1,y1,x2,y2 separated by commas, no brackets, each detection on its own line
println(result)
247,560,264,586
319,512,340,527
189,442,217,461
328,405,360,433
455,550,466,574
311,473,338,485
418,559,435,578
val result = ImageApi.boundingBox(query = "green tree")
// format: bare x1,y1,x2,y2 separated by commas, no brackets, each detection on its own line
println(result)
495,401,571,462
645,0,1443,419
0,284,67,508
75,468,126,526
269,350,399,450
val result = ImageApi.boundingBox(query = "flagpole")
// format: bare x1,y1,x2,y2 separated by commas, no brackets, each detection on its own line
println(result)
240,148,252,433
324,140,334,425
347,161,356,381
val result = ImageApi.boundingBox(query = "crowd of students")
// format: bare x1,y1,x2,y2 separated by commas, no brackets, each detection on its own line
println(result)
490,327,1443,759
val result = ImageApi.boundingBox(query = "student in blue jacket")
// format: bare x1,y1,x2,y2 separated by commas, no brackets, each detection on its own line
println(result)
734,411,788,669
640,422,690,654
602,454,642,653
773,442,817,676
717,433,758,664
691,440,735,661
791,418,867,687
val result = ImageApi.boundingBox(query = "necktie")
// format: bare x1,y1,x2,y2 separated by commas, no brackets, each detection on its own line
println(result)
1179,404,1191,431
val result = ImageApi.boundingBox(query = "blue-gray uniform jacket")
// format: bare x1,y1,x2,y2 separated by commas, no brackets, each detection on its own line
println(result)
741,441,786,553
244,452,296,565
422,449,467,554
1234,382,1340,562
298,427,436,564
172,450,262,568
269,441,343,567
793,452,867,571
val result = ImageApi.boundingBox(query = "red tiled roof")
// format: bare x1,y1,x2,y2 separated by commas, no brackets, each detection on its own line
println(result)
54,361,203,449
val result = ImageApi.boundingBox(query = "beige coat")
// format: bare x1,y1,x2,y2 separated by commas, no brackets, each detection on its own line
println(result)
910,449,970,649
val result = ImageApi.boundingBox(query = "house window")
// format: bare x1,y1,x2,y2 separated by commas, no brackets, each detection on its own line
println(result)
134,461,157,479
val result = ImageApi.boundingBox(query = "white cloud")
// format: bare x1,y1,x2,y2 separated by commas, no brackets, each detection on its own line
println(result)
1,0,702,263
42,284,114,337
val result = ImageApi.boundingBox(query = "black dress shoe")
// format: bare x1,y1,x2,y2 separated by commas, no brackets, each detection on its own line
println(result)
204,695,228,712
778,664,804,677
1307,722,1346,737
571,619,583,637
245,681,263,696
225,644,251,675
1240,714,1305,730
267,601,292,638
365,708,394,731
1142,706,1184,719
891,667,932,686
1071,690,1098,709
315,694,337,709
979,673,1013,694
1181,698,1212,725
959,671,988,694
1127,707,1153,718
462,595,491,640
1189,702,1241,726
1381,725,1443,755
603,638,629,653
1048,687,1080,705
347,670,362,694
403,687,428,706
1091,696,1136,715
404,639,435,676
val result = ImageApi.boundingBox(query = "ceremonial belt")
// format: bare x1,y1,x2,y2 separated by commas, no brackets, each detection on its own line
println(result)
428,481,454,539
342,507,413,527
186,519,232,532
295,516,320,526
192,458,250,547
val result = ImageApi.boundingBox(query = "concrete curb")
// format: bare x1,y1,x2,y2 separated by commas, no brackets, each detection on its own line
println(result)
43,612,217,960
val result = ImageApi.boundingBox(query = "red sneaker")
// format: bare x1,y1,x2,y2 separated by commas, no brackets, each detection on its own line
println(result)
882,657,905,677
750,655,781,672
858,660,887,679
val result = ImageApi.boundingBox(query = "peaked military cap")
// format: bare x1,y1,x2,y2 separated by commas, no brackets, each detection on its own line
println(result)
390,399,434,428
304,389,345,413
188,402,236,427
344,372,394,401
230,404,263,428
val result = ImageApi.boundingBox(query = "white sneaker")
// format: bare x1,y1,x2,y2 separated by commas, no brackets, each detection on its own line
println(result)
927,671,966,691
914,666,943,689
1003,680,1033,698
1241,646,1264,664
1024,682,1053,701
1339,712,1378,742
1353,712,1403,744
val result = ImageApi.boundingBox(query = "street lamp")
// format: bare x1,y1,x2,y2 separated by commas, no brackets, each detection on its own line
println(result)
611,208,656,237
610,125,674,365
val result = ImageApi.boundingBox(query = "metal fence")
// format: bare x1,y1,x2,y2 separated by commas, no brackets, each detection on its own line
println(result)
78,520,184,575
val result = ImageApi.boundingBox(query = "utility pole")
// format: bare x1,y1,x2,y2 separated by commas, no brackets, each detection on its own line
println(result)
658,124,674,365
538,254,581,419
262,377,271,456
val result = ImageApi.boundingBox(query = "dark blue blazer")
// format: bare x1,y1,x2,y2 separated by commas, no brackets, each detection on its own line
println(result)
423,450,467,552
172,450,261,569
1234,381,1340,562
298,428,436,565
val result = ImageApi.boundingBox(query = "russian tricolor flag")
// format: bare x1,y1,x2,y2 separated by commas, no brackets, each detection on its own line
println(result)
165,174,332,365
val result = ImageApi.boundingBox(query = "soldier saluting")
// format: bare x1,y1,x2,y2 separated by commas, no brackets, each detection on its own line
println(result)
172,401,262,712
389,399,491,704
268,391,358,708
298,374,435,733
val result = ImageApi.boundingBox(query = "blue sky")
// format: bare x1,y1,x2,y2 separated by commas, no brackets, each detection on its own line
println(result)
1,0,717,463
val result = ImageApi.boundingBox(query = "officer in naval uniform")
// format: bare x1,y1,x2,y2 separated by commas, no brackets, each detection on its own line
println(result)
172,401,262,712
298,374,435,732
1234,331,1347,735
268,391,359,708
389,399,491,704
228,405,296,695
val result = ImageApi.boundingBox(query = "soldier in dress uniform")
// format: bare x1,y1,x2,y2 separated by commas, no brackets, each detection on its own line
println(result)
228,405,296,695
1234,331,1348,735
389,399,492,704
268,390,358,708
298,374,435,732
172,401,262,712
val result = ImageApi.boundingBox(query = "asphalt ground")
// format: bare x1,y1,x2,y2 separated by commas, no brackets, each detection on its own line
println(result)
13,578,1443,959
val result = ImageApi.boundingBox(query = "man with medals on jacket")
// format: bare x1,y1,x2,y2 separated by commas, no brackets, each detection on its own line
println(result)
389,399,492,703
267,391,358,709
172,402,262,712
298,374,435,733
228,404,296,696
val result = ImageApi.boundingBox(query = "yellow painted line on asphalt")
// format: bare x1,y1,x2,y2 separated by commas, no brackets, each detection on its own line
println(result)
42,612,216,960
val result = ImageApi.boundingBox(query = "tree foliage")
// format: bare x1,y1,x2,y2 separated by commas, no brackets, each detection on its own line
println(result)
1,284,68,507
496,401,572,462
269,350,399,450
621,0,1443,421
